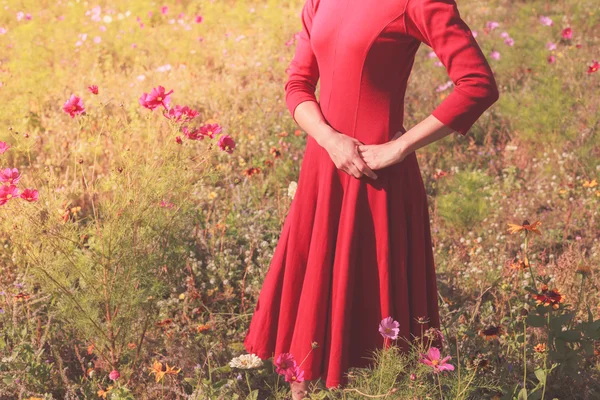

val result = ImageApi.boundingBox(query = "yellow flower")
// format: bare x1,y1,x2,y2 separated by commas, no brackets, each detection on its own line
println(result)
507,220,542,235
208,191,218,200
583,179,598,188
149,360,166,383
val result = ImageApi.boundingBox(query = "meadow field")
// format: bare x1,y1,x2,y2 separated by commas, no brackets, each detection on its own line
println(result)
0,0,599,399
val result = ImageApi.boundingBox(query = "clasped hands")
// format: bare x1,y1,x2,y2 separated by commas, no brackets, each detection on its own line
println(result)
319,130,407,180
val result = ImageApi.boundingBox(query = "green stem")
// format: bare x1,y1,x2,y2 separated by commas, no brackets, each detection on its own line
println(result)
541,313,550,400
523,318,527,391
524,234,537,291
437,373,444,400
245,370,253,394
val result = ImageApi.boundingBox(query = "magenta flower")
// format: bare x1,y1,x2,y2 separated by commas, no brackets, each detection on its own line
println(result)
139,86,173,110
283,365,305,383
485,21,499,30
561,27,572,40
0,185,20,205
539,15,553,26
419,347,454,374
195,15,203,24
181,126,205,140
274,352,297,374
88,85,99,95
175,136,183,144
504,37,514,46
199,123,222,139
490,50,501,60
163,105,199,122
109,369,120,381
500,31,510,39
161,6,168,15
63,95,85,118
0,168,21,185
588,60,599,74
20,188,39,202
218,134,236,154
0,141,10,155
548,55,556,64
379,317,400,340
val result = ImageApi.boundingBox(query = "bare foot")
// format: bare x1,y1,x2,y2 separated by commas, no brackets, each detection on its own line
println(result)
290,380,309,400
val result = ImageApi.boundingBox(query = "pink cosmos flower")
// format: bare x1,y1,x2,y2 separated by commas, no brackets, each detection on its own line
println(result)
283,366,305,383
88,85,99,95
0,27,7,35
588,60,599,74
500,31,510,39
139,86,173,110
504,37,514,46
161,6,169,15
490,50,500,60
63,95,85,118
539,16,553,26
181,126,205,140
195,15,203,23
175,136,183,144
0,168,21,185
109,369,120,381
163,105,199,122
546,41,557,51
561,27,572,39
548,55,556,64
0,141,10,155
0,185,20,205
419,347,454,374
20,188,39,202
379,316,400,340
274,352,297,374
16,12,24,21
218,135,236,154
199,123,222,139
485,21,499,30
159,200,175,208
471,30,478,38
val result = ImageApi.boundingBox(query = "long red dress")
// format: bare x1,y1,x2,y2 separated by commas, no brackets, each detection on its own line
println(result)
243,0,499,389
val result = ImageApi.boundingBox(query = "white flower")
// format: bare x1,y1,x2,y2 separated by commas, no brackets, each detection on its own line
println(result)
287,181,298,199
229,353,263,369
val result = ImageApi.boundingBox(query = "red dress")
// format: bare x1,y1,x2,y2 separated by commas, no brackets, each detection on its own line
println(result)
243,0,499,389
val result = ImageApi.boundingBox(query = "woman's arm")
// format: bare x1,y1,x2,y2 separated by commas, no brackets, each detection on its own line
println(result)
359,0,499,169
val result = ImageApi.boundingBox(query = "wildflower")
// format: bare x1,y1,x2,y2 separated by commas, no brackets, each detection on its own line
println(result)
583,179,598,188
534,343,546,353
546,41,557,51
229,353,263,369
161,6,169,15
419,347,454,374
287,181,298,199
163,105,199,122
274,352,297,374
509,259,528,271
97,386,113,399
0,185,20,205
199,122,222,138
195,15,203,23
379,316,400,340
576,265,592,277
478,325,503,340
243,167,261,178
0,168,21,185
284,365,305,383
182,126,204,140
539,16,553,26
20,188,39,202
587,60,599,74
532,284,565,309
0,141,10,154
109,369,120,380
504,37,514,46
561,27,572,39
63,95,86,118
490,51,500,60
410,373,417,381
507,220,542,235
148,360,181,382
139,85,173,110
218,135,236,154
548,55,556,64
486,21,499,30
88,85,99,94
175,136,183,144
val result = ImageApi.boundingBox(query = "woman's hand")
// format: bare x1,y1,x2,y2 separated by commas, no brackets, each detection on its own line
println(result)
357,138,406,170
319,131,378,179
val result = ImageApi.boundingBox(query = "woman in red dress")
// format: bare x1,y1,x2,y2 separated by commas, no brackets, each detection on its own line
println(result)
244,0,499,397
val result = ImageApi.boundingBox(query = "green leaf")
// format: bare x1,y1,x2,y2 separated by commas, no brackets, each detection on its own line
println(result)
557,330,581,342
518,387,528,400
527,314,546,327
534,368,546,384
246,389,259,400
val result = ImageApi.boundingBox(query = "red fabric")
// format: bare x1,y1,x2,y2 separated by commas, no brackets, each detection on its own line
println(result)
244,0,498,389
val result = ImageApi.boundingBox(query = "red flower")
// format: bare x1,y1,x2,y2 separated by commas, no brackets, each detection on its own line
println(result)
532,284,565,309
199,123,222,138
561,27,572,40
109,369,120,381
588,60,599,74
0,141,10,155
0,185,20,205
163,105,199,122
63,95,85,118
218,134,235,154
139,86,173,110
20,188,39,202
175,136,183,144
0,167,20,185
88,85,99,95
181,126,205,140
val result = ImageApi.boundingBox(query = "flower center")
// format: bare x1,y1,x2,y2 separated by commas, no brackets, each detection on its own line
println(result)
157,96,163,101
432,360,439,366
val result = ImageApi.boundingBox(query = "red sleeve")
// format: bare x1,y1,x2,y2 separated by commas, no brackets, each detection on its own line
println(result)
404,0,500,136
284,0,320,124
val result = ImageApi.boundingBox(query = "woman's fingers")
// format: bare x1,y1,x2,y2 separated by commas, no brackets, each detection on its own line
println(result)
352,155,378,179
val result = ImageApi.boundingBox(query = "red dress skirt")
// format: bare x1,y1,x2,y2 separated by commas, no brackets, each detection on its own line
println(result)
244,0,499,388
